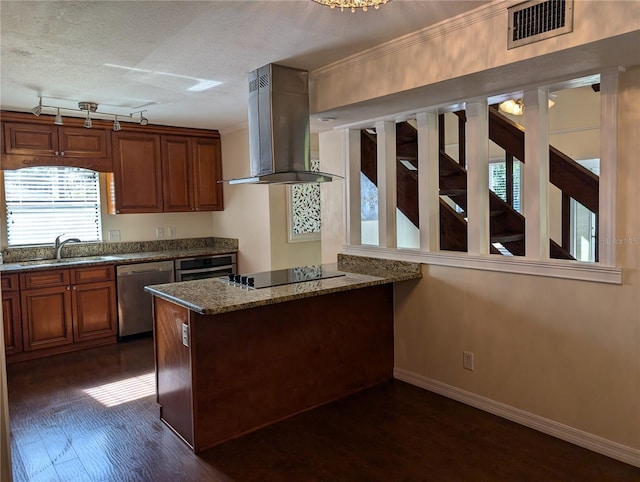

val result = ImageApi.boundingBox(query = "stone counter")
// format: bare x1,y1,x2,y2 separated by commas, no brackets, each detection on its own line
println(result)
144,255,422,315
0,237,238,273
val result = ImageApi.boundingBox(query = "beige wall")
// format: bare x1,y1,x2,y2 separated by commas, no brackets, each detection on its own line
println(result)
268,185,321,270
100,197,215,243
321,64,640,450
311,1,639,114
213,127,320,273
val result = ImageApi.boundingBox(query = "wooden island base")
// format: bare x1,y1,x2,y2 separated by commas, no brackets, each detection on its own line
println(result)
153,284,394,452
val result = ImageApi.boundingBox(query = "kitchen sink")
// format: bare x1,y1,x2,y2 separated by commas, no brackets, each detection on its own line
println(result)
17,255,122,267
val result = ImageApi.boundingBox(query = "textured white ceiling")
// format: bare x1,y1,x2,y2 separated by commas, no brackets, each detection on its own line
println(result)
0,0,486,132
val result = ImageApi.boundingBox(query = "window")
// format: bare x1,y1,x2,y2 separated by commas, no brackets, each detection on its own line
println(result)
342,70,621,284
5,167,102,246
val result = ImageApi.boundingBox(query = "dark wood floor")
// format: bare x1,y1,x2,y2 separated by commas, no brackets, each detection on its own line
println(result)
7,337,639,482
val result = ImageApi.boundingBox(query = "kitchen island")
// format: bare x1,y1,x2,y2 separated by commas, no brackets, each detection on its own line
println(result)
145,255,421,452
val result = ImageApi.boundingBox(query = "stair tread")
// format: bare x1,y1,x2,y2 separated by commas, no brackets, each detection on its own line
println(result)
439,188,467,196
490,233,525,243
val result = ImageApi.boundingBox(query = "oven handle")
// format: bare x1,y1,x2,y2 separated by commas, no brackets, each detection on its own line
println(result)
175,265,235,275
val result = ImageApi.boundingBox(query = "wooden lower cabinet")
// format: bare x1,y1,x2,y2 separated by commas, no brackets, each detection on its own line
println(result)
21,285,73,351
6,265,117,362
72,280,117,342
2,274,23,355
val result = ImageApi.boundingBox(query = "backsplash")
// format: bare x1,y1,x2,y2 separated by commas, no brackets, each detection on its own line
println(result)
2,237,238,263
337,254,422,277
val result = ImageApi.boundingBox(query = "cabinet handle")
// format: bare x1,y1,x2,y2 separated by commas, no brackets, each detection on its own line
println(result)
55,151,59,156
60,152,65,156
66,286,70,291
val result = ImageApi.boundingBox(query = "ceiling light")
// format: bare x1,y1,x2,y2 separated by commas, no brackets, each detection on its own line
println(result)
54,108,64,126
311,0,390,13
498,97,555,116
26,97,151,129
499,99,524,116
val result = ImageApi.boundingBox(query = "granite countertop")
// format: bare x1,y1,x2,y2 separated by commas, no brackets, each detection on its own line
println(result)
0,237,238,273
144,255,422,316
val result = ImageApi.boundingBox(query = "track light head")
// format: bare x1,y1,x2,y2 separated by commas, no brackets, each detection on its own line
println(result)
138,112,149,126
84,111,92,129
113,116,121,131
31,97,43,116
54,108,64,126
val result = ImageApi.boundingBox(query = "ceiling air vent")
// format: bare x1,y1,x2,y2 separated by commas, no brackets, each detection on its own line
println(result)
508,0,574,49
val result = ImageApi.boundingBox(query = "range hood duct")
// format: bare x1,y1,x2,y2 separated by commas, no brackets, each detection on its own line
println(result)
227,63,339,185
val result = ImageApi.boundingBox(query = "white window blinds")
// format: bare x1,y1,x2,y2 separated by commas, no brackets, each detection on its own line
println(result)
5,167,102,246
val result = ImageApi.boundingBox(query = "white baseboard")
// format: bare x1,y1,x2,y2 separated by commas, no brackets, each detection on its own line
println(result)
393,368,640,468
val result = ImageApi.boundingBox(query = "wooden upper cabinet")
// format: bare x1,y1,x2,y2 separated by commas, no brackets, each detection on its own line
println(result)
193,137,224,211
112,132,163,213
59,127,110,158
3,122,59,156
162,136,194,212
161,135,224,212
1,118,112,171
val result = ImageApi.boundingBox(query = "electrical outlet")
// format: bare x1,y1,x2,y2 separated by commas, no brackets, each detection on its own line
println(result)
182,323,189,347
168,226,176,238
108,230,121,242
463,351,474,371
156,227,164,239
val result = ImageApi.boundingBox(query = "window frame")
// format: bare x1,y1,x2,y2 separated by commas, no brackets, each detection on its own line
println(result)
4,166,103,247
341,69,622,285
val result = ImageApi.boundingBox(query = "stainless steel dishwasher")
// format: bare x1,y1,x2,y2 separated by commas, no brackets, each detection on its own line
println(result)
116,260,175,337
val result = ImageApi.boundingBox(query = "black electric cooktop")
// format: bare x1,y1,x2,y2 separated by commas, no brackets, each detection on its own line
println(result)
225,265,346,289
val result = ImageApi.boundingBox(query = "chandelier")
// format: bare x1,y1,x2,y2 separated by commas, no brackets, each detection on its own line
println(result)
311,0,390,13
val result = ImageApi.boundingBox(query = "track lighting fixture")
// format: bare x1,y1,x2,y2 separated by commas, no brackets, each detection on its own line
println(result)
29,97,151,131
31,98,43,116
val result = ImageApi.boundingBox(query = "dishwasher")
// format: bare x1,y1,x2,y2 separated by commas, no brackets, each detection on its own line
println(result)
116,260,175,337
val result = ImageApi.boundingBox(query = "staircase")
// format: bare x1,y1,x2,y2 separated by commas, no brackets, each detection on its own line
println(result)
360,107,600,259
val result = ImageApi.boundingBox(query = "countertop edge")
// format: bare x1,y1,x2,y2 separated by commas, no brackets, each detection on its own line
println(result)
144,267,422,316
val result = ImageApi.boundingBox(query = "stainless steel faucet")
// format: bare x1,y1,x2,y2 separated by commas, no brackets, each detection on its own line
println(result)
55,234,81,260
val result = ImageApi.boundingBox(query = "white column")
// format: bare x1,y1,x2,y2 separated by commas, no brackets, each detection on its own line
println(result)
598,68,621,267
417,112,440,252
523,88,550,260
466,101,489,256
345,129,361,246
376,120,397,248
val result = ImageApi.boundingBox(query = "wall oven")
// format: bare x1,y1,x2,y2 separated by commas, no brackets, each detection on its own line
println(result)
175,253,237,281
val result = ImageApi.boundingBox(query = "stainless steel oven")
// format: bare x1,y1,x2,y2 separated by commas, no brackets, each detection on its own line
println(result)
174,253,237,281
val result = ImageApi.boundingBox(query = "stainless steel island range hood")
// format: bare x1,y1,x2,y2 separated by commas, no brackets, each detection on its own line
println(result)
227,63,339,185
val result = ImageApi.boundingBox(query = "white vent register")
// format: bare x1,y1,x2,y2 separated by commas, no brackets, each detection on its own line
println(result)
508,0,574,49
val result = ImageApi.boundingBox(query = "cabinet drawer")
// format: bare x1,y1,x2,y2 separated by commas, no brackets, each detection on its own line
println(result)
1,274,19,291
71,265,115,284
20,269,70,290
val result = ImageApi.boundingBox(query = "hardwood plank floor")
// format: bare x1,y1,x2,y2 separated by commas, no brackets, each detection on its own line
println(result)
7,337,640,481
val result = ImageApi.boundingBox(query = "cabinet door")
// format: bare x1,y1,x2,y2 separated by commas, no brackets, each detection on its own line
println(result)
112,132,163,213
72,281,117,342
21,286,73,351
161,136,194,212
3,122,59,156
2,291,23,355
59,127,110,159
193,137,224,211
